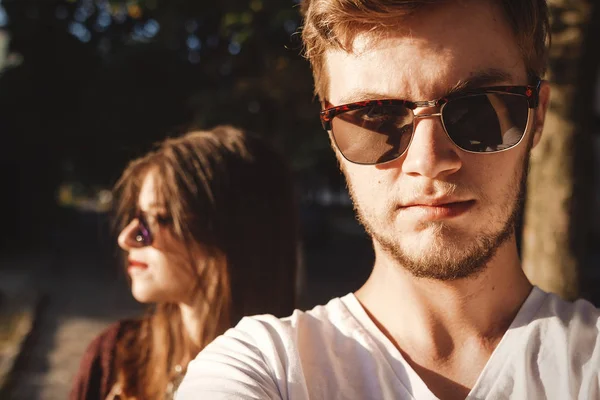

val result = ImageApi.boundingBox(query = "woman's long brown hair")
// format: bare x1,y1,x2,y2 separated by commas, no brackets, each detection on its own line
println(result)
110,126,298,399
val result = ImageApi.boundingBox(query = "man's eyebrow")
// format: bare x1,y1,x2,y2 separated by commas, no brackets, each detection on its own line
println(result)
336,90,391,105
333,69,513,105
446,69,514,96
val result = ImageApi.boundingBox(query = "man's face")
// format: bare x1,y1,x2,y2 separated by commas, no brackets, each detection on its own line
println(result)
324,0,547,280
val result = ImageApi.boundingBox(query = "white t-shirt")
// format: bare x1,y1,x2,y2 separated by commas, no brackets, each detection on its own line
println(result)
177,287,600,399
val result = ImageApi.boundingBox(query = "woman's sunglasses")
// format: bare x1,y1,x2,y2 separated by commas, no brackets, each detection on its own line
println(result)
320,80,541,165
133,212,172,247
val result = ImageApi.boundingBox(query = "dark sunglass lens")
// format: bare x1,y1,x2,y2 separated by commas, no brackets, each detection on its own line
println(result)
136,215,153,246
331,104,414,164
443,93,529,152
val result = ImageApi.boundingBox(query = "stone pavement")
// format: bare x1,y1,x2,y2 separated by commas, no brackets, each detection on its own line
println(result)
0,244,142,400
0,252,45,398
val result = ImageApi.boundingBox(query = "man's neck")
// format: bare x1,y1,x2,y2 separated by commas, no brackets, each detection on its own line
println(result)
354,237,532,397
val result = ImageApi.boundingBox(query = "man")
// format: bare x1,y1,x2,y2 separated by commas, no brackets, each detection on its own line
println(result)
177,1,600,399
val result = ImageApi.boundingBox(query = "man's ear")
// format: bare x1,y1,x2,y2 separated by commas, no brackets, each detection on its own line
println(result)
532,81,551,149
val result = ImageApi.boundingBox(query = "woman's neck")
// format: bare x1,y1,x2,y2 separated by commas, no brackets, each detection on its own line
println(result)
178,302,207,349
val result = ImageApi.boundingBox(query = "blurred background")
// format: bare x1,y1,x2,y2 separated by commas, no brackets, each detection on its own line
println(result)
0,0,598,398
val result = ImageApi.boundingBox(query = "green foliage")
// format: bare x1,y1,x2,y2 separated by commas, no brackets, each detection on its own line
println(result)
0,0,330,188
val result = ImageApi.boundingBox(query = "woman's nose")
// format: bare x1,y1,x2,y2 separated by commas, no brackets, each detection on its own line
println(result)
117,219,142,251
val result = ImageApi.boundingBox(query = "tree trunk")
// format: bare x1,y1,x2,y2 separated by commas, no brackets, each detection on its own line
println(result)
522,0,599,301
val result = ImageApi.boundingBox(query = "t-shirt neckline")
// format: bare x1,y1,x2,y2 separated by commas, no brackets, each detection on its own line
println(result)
339,286,549,399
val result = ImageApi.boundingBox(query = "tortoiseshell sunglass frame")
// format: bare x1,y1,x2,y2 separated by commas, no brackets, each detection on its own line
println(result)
319,81,542,130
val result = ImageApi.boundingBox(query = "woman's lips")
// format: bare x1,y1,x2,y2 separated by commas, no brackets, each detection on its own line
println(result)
399,200,476,220
128,259,148,270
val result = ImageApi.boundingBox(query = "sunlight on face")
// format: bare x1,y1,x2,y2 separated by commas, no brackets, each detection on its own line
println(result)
327,0,533,280
117,171,202,304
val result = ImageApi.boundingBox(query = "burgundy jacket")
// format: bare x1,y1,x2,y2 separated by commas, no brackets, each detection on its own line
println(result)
70,319,139,400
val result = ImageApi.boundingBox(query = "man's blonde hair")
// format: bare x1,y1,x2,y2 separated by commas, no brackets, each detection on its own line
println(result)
300,0,550,101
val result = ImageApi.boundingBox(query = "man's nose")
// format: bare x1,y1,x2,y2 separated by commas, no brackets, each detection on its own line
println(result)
117,219,143,251
400,113,463,178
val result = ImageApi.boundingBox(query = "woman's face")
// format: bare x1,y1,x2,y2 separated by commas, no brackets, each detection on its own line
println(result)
118,171,200,305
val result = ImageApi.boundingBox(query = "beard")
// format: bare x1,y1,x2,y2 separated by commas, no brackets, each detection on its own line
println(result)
346,151,530,282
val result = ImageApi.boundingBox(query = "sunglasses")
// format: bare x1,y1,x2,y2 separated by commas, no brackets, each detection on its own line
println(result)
133,212,172,247
320,80,541,165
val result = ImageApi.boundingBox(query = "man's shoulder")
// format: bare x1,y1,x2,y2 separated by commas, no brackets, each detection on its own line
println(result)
176,295,357,399
485,289,600,399
534,288,600,329
527,288,600,356
230,293,355,345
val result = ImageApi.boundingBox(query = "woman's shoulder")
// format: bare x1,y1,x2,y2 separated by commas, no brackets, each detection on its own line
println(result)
69,318,142,400
98,318,140,344
85,318,141,363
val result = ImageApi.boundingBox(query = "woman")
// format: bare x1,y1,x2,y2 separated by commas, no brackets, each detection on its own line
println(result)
71,126,298,399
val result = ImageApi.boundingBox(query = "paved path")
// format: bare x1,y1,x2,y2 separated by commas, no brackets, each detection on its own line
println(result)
4,221,142,400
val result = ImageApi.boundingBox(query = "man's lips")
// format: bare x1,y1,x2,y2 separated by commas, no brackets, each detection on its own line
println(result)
398,199,476,220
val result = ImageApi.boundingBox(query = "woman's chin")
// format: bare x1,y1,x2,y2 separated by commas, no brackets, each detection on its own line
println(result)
131,286,161,304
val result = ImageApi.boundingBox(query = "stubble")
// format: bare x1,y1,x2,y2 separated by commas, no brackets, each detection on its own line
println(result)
345,150,531,281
